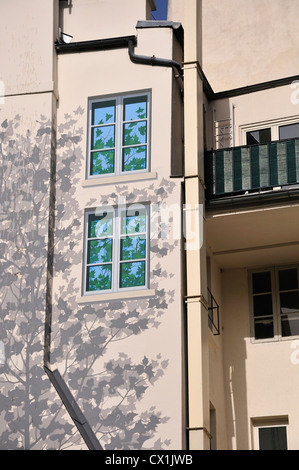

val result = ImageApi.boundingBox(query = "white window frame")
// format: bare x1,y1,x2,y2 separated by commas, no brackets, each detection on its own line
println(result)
251,417,289,450
83,204,150,296
87,91,151,179
240,115,299,146
249,265,299,343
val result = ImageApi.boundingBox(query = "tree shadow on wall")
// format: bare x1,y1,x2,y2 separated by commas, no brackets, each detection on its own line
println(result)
0,110,178,450
0,114,62,449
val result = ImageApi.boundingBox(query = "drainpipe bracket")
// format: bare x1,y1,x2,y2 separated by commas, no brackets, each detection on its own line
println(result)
185,294,209,311
186,426,212,440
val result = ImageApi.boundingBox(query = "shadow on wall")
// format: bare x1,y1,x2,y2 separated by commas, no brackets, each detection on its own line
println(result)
221,268,250,450
0,110,178,450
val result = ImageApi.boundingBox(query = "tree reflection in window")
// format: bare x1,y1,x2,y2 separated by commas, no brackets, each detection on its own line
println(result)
120,208,147,288
122,96,148,172
85,207,148,292
89,94,149,176
90,100,116,175
86,212,114,291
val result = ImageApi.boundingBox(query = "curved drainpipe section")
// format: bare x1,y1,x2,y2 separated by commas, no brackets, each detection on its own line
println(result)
128,38,184,78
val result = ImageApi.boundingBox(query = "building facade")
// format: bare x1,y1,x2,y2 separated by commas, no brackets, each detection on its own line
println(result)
0,0,299,451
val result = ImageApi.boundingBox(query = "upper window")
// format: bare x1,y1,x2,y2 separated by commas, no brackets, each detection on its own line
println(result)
246,128,271,146
247,124,299,145
250,266,299,341
279,122,299,140
242,117,299,146
84,205,149,294
87,92,150,178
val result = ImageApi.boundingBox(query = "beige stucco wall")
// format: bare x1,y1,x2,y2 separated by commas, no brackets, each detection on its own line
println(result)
0,0,57,97
51,25,186,449
207,253,228,450
60,0,152,42
169,0,299,92
202,0,299,92
168,0,184,23
0,0,186,450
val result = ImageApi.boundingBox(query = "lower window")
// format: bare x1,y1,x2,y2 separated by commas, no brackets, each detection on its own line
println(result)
252,417,288,450
258,426,288,450
250,265,299,341
84,205,149,294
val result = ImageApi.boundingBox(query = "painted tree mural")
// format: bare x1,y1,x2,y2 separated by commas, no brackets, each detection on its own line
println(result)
0,109,178,450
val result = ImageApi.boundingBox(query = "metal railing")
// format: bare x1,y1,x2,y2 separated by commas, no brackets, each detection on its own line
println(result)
205,138,299,198
208,288,220,336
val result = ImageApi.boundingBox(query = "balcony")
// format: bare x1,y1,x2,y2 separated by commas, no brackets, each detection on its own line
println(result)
205,138,299,199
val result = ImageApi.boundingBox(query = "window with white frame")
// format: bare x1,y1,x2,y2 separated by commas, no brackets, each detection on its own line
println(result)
249,266,299,341
87,92,150,178
241,116,299,146
252,417,288,450
84,205,149,294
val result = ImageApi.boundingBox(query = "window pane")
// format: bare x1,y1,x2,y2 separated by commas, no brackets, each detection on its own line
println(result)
121,210,146,235
121,236,146,260
247,128,271,145
279,123,299,140
120,261,146,288
280,291,299,313
259,427,288,450
280,291,299,336
90,150,114,175
91,125,115,150
279,268,298,291
253,294,273,317
254,318,274,340
123,96,147,121
123,121,147,146
87,265,112,291
252,272,272,294
88,213,113,238
87,239,112,264
281,313,299,337
122,145,147,172
92,100,115,126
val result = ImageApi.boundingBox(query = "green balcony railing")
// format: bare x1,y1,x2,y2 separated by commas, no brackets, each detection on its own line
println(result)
205,138,299,197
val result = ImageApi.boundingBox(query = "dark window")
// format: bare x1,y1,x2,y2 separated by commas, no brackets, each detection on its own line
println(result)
252,271,272,294
252,271,274,340
279,123,299,140
251,267,299,340
259,426,288,450
246,128,271,146
279,268,299,337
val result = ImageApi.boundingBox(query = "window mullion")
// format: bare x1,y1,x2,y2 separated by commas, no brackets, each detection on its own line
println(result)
112,208,119,292
145,205,149,288
274,268,282,339
116,96,123,175
87,102,92,178
83,212,90,294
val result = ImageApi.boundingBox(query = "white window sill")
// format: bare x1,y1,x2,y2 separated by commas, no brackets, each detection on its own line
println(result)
81,172,157,187
77,288,156,304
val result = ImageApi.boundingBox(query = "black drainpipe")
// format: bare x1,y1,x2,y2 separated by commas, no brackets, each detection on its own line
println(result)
55,35,184,78
55,35,137,54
